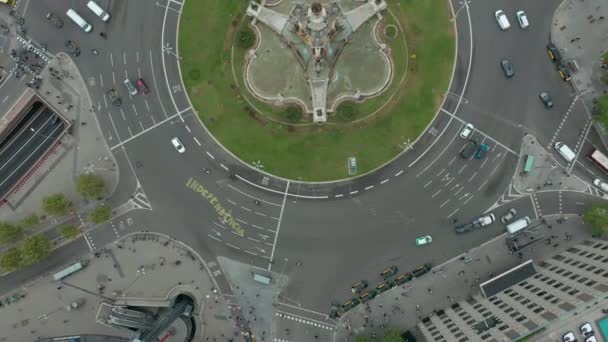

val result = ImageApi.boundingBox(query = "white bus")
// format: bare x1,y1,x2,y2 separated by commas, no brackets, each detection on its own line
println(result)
66,9,92,32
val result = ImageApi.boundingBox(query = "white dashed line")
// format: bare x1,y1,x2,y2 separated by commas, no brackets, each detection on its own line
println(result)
206,151,215,159
227,199,237,205
247,237,261,243
220,163,229,171
467,171,477,183
193,137,201,146
245,250,258,256
458,164,467,175
380,179,389,184
477,179,488,191
241,206,252,212
463,195,474,205
251,224,266,231
424,180,433,188
255,212,267,217
440,199,450,208
395,170,404,176
226,243,240,250
432,189,442,198
350,190,359,195
447,208,459,218
437,168,446,177
335,194,344,198
236,218,248,225
185,125,191,133
364,185,374,190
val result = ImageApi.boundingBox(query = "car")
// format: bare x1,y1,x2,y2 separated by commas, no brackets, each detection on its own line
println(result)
341,298,360,311
46,12,64,28
547,43,562,63
106,88,122,107
473,213,495,227
376,282,392,294
455,223,473,234
351,280,368,294
516,10,529,28
460,123,474,139
495,10,510,30
500,59,514,78
136,78,150,95
586,336,598,342
460,139,479,159
475,143,490,159
358,290,377,303
380,266,398,279
539,92,553,109
558,64,571,81
328,303,340,319
562,331,577,342
562,332,576,342
124,78,138,96
501,208,517,223
171,137,186,153
64,40,80,57
412,263,432,278
393,273,413,286
593,178,608,192
580,322,594,336
415,235,432,246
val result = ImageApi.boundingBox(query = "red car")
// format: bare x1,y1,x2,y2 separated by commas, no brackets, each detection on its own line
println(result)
136,78,149,95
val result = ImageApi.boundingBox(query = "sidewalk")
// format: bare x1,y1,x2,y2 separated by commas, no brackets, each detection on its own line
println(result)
333,216,594,341
0,51,119,228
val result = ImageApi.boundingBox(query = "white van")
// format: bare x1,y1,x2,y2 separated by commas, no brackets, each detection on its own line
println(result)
554,142,576,163
87,1,110,22
66,9,92,32
495,10,511,30
506,217,530,235
593,178,608,192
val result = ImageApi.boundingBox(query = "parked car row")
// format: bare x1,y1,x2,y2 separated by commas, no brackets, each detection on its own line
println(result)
454,213,495,234
332,264,432,317
65,1,110,33
563,321,596,342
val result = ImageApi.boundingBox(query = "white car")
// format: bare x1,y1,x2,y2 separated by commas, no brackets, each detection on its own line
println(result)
124,78,138,96
563,332,575,342
473,213,496,227
593,178,608,192
495,10,510,30
460,123,474,139
516,10,529,28
171,137,185,153
586,336,598,342
580,322,594,336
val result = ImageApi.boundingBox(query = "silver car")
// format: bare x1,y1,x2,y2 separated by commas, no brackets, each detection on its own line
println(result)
123,78,138,96
501,208,517,223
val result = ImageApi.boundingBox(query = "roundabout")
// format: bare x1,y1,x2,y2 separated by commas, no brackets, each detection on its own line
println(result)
179,0,455,180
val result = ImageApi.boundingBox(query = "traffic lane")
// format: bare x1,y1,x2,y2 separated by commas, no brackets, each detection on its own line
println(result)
0,102,46,154
463,0,568,150
572,138,606,185
548,100,590,160
560,191,605,215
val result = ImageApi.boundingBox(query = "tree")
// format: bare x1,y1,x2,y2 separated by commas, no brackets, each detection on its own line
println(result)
0,248,22,271
382,329,404,342
284,106,302,123
42,193,71,216
584,203,608,236
20,235,52,265
0,222,23,244
337,102,357,122
76,174,106,199
58,225,80,239
88,204,112,224
19,213,39,229
236,27,255,49
598,95,608,126
355,336,375,342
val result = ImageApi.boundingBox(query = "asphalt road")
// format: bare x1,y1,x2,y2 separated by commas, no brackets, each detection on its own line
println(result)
1,0,607,330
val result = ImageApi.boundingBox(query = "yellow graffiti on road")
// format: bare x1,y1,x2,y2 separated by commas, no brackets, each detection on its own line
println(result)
186,177,245,237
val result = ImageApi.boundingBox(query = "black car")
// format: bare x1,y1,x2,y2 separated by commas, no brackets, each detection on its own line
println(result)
329,303,340,319
546,43,562,63
454,223,473,234
359,290,377,303
351,280,368,294
539,92,553,109
380,266,398,279
107,88,122,107
46,12,64,28
500,59,514,78
460,139,479,159
341,298,360,311
412,263,432,278
64,40,80,57
394,273,414,286
376,282,393,294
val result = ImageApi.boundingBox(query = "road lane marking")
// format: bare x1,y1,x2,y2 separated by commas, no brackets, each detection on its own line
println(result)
447,208,459,218
112,71,116,85
136,51,140,63
120,108,126,120
236,218,248,225
463,195,474,205
99,73,104,88
477,179,488,191
335,194,344,198
480,157,489,169
226,243,240,250
395,170,403,176
149,50,169,118
268,181,290,271
437,168,446,177
110,112,179,150
110,52,114,67
467,171,477,183
208,234,221,242
448,156,457,166
226,184,281,206
139,121,144,131
432,189,442,198
144,99,151,112
241,206,252,212
380,179,389,184
127,126,133,137
206,151,215,159
458,164,467,174
350,190,359,195
245,250,258,256
227,199,236,205
193,137,201,146
185,125,191,133
255,212,267,217
251,224,266,231
364,185,374,190
220,163,229,171
440,199,450,208
247,237,261,243
186,178,245,237
123,51,126,65
424,180,432,188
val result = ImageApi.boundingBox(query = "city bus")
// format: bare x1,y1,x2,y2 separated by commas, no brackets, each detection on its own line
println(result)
53,261,85,281
590,149,608,173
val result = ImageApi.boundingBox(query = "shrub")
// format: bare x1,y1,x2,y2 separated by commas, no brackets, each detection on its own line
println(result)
0,248,22,271
76,174,106,199
0,222,23,245
20,235,52,266
284,106,303,123
337,102,357,122
88,204,112,224
19,213,39,229
43,193,72,216
58,225,80,239
236,27,255,49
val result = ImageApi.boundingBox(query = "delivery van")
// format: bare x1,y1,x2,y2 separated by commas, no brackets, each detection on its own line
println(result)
87,1,110,21
554,142,575,163
506,217,530,235
66,9,92,32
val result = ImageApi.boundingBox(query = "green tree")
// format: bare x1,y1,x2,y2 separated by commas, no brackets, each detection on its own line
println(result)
76,174,106,199
337,102,357,122
598,95,608,127
20,235,52,265
58,225,80,239
382,329,404,342
42,193,71,216
236,27,255,49
0,222,23,244
355,336,376,342
284,106,302,123
19,213,39,229
0,248,22,271
88,204,112,224
584,203,608,236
